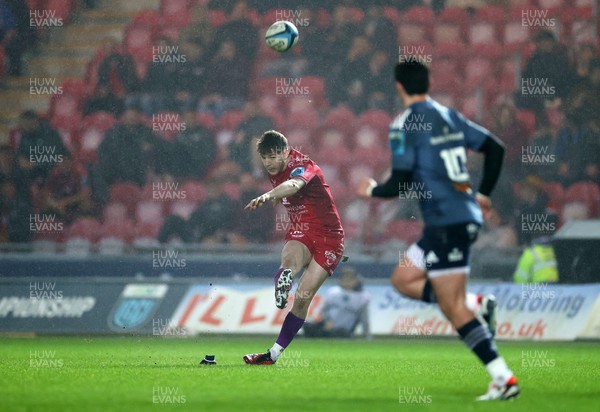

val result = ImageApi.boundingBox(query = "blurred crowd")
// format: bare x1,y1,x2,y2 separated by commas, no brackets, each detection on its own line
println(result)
1,0,599,251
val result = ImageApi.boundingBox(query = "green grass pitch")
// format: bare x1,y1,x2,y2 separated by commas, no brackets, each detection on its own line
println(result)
2,336,599,412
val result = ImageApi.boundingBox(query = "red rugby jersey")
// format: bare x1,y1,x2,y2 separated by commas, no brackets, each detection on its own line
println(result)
269,149,344,236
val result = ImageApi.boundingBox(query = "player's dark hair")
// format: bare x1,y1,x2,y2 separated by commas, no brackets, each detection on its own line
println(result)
257,130,288,155
395,61,430,95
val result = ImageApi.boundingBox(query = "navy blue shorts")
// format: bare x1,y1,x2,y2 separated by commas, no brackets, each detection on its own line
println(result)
405,222,480,278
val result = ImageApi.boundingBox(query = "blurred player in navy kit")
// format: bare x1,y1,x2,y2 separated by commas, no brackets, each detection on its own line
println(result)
357,60,519,400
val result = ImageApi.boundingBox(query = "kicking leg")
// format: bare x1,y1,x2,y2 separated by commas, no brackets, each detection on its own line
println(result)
243,244,317,365
268,258,329,360
274,240,312,309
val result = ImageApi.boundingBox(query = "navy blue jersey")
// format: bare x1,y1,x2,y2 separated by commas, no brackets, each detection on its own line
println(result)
389,98,490,226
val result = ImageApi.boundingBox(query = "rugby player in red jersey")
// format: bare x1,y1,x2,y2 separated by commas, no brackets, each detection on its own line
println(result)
243,130,345,365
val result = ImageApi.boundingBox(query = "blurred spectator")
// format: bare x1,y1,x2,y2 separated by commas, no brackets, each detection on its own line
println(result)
295,7,327,76
303,267,371,339
97,41,140,99
322,5,360,69
0,0,37,76
198,40,249,117
179,6,214,49
513,236,559,284
174,41,208,111
39,155,94,225
527,107,568,184
224,101,274,174
362,6,396,59
587,58,600,121
573,43,597,87
563,85,595,131
209,0,257,63
93,106,168,202
364,50,395,112
565,118,600,185
158,178,237,243
489,99,529,175
168,110,217,179
0,144,15,242
513,175,552,246
83,84,125,117
234,173,274,243
140,37,183,114
13,111,69,202
328,35,372,112
516,30,575,121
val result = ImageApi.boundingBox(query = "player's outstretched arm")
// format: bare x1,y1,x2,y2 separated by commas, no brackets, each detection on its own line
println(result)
244,178,306,210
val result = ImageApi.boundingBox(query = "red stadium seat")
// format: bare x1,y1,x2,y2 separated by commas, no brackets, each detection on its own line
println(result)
68,218,102,243
358,110,392,135
285,128,313,149
504,9,531,50
223,182,241,201
312,128,352,167
515,109,537,138
135,220,163,239
160,0,191,26
353,124,386,150
132,9,163,28
135,200,165,224
100,219,135,244
103,202,129,223
347,162,376,189
348,7,364,23
180,180,206,203
124,25,153,60
460,93,481,121
286,105,319,130
315,9,330,28
209,9,228,26
157,26,181,41
565,182,600,217
218,110,244,131
543,182,565,215
324,105,356,135
44,0,76,23
196,112,216,131
109,182,142,215
383,7,400,25
469,6,505,45
433,7,469,44
50,93,81,121
299,76,327,108
398,7,434,44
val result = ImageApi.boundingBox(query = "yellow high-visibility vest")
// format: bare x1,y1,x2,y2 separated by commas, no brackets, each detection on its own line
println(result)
513,244,559,283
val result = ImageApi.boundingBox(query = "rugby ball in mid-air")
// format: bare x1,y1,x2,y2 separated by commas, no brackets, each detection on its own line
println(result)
265,20,299,52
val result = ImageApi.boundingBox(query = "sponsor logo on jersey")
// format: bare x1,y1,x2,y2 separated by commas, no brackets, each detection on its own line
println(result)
290,230,305,238
290,167,305,178
389,128,406,155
